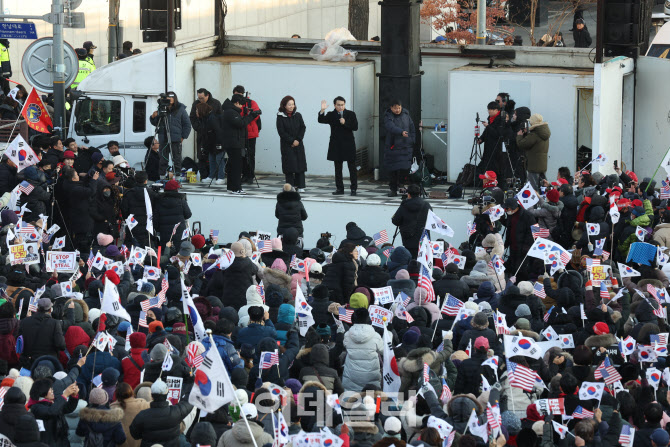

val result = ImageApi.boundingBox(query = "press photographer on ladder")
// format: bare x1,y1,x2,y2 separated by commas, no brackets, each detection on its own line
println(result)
150,92,192,181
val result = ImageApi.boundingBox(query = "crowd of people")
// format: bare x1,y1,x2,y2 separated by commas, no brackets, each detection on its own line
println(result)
2,125,670,447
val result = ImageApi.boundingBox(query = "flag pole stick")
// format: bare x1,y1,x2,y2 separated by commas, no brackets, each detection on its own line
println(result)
430,297,441,342
207,329,260,447
513,253,530,277
645,145,670,193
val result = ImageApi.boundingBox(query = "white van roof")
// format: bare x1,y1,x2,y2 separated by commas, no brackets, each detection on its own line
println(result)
76,48,176,95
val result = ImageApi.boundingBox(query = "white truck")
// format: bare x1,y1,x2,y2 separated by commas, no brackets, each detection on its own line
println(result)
68,47,179,170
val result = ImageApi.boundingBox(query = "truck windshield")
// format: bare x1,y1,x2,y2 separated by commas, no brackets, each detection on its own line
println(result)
74,99,121,135
647,44,670,58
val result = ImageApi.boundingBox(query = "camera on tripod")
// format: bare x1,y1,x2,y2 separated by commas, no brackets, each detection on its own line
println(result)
467,195,495,206
505,177,523,191
157,93,172,117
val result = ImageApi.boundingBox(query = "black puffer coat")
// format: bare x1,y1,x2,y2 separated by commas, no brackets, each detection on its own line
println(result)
276,111,307,174
0,161,17,195
357,265,389,289
63,178,97,234
322,251,357,302
433,273,470,301
221,99,254,150
154,190,192,244
120,185,155,240
576,205,610,253
129,399,194,447
90,189,118,236
275,190,307,237
18,180,50,224
0,401,28,442
73,147,102,175
392,196,432,252
221,257,259,310
383,108,415,171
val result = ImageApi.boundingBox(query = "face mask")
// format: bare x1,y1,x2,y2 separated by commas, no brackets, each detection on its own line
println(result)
120,163,127,168
146,317,155,324
506,211,514,216
103,191,111,198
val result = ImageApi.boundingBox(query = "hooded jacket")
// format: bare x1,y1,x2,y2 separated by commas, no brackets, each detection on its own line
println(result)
405,291,441,326
391,196,432,251
398,344,452,392
357,265,390,290
275,189,308,237
322,251,357,302
217,418,274,447
221,257,259,311
387,247,411,279
527,197,564,236
299,344,344,394
275,303,296,346
434,272,471,301
342,324,384,392
517,121,551,173
576,206,610,254
110,397,151,447
341,223,373,248
129,399,194,447
76,406,126,446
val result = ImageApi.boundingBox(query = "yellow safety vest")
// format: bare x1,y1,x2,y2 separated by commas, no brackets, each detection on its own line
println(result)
72,60,94,89
85,55,96,70
0,43,9,63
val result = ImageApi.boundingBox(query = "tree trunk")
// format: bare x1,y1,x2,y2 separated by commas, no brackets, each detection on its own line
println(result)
348,0,369,40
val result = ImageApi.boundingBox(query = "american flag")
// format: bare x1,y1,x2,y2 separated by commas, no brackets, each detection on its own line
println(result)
372,230,389,247
650,333,668,345
400,292,411,308
383,247,393,258
467,221,476,236
602,250,610,260
647,284,660,301
423,363,430,384
140,296,164,312
157,274,169,300
210,229,219,245
256,239,272,254
186,343,204,368
260,350,279,369
662,179,670,200
551,246,572,266
138,311,148,328
119,245,129,259
508,361,537,392
594,357,622,384
418,265,436,303
544,305,554,322
445,431,455,447
87,250,95,270
487,404,501,433
600,282,610,300
572,405,594,419
440,378,452,402
533,282,546,299
619,425,634,447
441,294,464,316
338,306,353,324
530,224,550,239
18,181,34,195
405,310,414,323
17,222,36,236
256,282,265,303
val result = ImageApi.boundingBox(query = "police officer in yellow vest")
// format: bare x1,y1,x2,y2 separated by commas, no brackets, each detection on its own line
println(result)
72,48,94,90
83,41,96,69
0,39,12,95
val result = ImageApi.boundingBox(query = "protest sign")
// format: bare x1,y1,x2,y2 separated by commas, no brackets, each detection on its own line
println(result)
368,305,393,328
166,376,183,405
46,251,77,272
9,243,39,265
371,286,394,306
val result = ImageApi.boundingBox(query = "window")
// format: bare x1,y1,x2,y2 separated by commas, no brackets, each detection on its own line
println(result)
133,101,146,133
647,44,670,58
74,99,121,136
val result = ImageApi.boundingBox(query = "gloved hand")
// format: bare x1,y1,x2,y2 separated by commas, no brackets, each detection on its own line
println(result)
328,302,342,315
444,330,453,340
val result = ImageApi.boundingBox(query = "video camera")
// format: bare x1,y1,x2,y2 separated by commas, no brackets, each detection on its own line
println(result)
467,195,495,206
321,232,332,239
157,93,172,117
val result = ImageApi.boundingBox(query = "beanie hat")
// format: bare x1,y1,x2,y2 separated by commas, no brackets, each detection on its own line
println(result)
88,308,101,323
515,304,531,317
148,320,163,333
445,263,459,274
384,416,402,435
515,318,531,331
129,332,146,349
353,287,371,303
271,238,282,251
101,367,120,386
151,379,168,395
501,411,522,435
477,281,495,298
632,206,645,217
474,336,489,351
529,114,543,126
103,270,120,285
150,344,168,362
97,233,114,246
105,245,121,258
472,312,488,328
518,281,534,296
593,322,609,335
546,189,560,203
367,254,381,267
164,179,180,191
464,301,479,312
414,287,428,303
396,269,410,280
402,330,420,346
117,321,131,333
0,209,18,226
191,234,206,249
89,388,109,405
140,282,155,296
271,258,287,272
349,292,369,309
178,241,195,257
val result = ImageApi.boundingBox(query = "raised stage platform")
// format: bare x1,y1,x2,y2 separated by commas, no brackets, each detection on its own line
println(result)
181,175,477,248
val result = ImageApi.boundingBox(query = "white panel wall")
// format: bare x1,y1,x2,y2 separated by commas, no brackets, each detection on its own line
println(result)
447,70,593,182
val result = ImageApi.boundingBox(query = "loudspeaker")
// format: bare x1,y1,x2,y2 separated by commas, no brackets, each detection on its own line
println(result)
140,0,182,31
603,0,652,57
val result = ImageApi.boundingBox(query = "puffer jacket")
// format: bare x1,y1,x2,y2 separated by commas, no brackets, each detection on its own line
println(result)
322,251,357,303
75,406,126,446
386,247,411,279
405,291,441,326
387,277,415,300
216,419,273,447
434,272,470,301
237,286,270,327
576,206,610,254
527,198,564,237
299,345,344,394
129,399,194,447
342,324,383,392
398,343,453,392
654,222,670,252
275,190,308,237
357,265,390,290
275,303,295,346
154,191,192,245
517,121,551,173
201,333,242,372
221,257,259,311
149,101,191,146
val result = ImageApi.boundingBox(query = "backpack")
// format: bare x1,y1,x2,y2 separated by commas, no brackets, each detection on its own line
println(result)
456,164,476,186
84,428,110,447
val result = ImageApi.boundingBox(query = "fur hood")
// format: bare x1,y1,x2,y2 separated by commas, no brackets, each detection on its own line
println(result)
447,394,484,421
296,347,312,360
260,267,292,289
398,348,440,374
509,329,541,341
78,406,124,423
584,333,617,349
349,421,379,434
298,380,329,396
66,298,89,323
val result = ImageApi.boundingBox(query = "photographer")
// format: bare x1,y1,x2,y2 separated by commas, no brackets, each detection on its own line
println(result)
222,94,261,194
189,88,222,181
478,101,512,182
516,113,551,192
149,91,191,180
232,86,261,185
196,102,226,185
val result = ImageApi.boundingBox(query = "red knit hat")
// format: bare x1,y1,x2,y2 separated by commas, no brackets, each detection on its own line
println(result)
164,179,181,191
191,234,206,249
129,332,146,349
593,322,609,335
546,189,560,203
103,270,120,285
148,321,164,333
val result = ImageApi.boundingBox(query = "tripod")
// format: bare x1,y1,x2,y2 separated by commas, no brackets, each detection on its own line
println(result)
414,121,429,198
148,112,174,182
467,114,483,197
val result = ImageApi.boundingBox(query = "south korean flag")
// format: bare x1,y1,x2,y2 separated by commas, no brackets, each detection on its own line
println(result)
515,182,539,209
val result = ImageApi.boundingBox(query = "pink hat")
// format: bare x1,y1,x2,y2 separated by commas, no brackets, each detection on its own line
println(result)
271,238,282,251
271,258,287,272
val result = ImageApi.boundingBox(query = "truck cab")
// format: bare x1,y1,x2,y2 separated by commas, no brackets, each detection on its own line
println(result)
68,48,175,170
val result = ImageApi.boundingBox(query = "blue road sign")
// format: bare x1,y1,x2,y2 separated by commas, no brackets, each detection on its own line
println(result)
0,22,37,39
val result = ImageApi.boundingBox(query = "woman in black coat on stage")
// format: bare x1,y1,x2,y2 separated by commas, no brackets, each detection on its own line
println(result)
276,96,307,192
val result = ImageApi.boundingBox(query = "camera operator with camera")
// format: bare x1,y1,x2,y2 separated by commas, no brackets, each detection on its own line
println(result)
150,91,192,180
468,172,504,246
477,101,512,181
516,113,551,192
221,94,262,194
232,86,262,185
189,88,222,181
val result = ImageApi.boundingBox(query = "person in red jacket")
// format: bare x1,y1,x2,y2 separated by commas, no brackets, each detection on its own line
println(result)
233,85,261,185
121,332,147,388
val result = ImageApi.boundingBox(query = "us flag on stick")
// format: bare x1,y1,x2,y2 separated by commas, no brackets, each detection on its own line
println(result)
619,425,635,447
533,282,546,298
338,307,354,324
418,264,436,303
260,350,279,369
18,181,34,195
594,357,622,384
372,230,389,247
530,224,550,239
508,361,537,392
662,179,670,200
441,294,463,316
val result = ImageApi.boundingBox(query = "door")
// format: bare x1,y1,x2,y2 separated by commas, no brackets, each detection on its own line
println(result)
71,95,125,156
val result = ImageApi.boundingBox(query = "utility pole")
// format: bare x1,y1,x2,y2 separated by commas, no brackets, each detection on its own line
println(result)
167,0,174,48
476,0,486,45
108,0,119,63
52,0,66,137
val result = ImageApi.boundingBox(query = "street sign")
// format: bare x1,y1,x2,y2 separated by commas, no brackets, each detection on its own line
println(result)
0,22,37,39
21,37,77,93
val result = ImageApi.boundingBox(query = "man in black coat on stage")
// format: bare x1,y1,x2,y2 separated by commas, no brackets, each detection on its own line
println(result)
318,96,359,196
